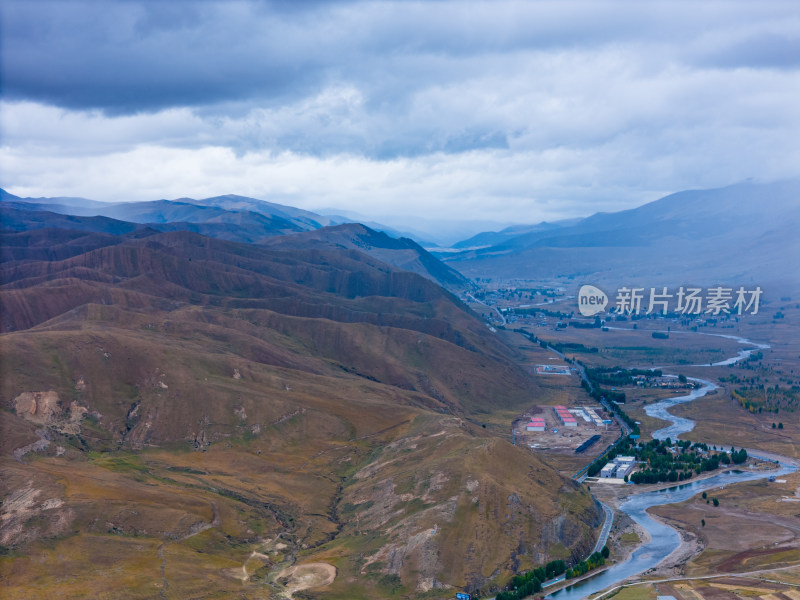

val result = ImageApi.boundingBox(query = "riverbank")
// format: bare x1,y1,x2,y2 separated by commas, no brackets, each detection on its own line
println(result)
589,461,777,578
545,329,792,599
547,460,797,600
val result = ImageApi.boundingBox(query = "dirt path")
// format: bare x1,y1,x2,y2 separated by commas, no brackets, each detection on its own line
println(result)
157,544,168,599
277,562,337,597
156,500,221,593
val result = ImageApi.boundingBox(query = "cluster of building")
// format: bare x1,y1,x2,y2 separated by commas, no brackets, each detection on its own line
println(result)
525,418,546,431
583,407,609,427
600,456,635,479
535,364,571,375
553,406,577,427
523,404,612,434
632,375,692,389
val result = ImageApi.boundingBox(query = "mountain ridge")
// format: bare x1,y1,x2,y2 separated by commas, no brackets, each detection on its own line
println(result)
0,220,600,596
441,179,800,290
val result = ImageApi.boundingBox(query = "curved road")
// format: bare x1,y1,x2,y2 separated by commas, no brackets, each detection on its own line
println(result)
467,293,507,326
592,502,614,555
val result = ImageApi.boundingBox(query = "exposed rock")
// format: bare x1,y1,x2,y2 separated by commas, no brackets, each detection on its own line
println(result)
0,482,74,547
12,391,91,436
13,391,62,425
12,429,50,461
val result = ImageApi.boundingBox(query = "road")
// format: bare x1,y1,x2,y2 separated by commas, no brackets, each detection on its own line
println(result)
487,500,613,598
467,293,507,326
572,360,632,437
513,327,787,600
592,502,614,555
593,560,800,600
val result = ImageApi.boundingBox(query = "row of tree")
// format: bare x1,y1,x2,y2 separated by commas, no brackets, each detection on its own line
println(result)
492,547,611,600
584,366,663,387
615,437,747,485
580,377,632,424
565,547,609,578
493,559,566,600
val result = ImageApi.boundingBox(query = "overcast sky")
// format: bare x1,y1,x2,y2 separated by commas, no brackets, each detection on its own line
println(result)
1,0,799,224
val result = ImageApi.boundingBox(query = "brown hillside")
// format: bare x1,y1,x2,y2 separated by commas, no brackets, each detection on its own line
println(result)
0,227,600,598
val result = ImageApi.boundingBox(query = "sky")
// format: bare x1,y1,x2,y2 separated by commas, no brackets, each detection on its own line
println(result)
1,0,799,226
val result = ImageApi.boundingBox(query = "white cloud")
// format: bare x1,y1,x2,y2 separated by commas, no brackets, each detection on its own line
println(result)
1,1,799,223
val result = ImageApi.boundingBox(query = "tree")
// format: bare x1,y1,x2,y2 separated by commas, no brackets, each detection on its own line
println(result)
702,491,707,499
773,423,777,429
678,373,687,384
601,546,610,559
712,497,719,507
779,422,784,429
701,519,706,527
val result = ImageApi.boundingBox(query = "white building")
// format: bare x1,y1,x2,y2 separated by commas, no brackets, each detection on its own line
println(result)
600,464,617,478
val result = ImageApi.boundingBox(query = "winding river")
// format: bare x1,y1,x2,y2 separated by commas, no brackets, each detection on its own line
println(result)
646,377,717,441
546,329,793,600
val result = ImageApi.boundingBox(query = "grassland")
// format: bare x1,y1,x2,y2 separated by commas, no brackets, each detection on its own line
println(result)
0,230,612,600
530,324,746,369
0,313,600,598
646,468,800,577
594,571,800,600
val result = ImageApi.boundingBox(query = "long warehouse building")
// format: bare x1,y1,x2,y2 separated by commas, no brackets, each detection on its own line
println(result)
553,406,578,427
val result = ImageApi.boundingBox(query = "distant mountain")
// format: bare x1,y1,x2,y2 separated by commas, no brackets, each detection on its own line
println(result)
375,217,518,248
0,189,331,233
0,188,106,209
444,180,800,291
0,201,303,245
0,203,145,236
451,218,582,249
263,223,468,289
0,202,467,291
315,208,440,246
184,194,333,230
0,189,438,245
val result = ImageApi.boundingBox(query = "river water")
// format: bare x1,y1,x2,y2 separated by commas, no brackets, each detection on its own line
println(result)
645,377,717,441
546,463,795,600
545,330,789,600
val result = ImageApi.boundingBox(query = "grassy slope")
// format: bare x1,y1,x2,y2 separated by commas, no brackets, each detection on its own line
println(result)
0,229,601,598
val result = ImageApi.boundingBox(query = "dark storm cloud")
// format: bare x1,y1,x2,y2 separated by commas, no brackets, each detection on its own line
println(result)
8,0,791,115
1,1,798,221
1,1,332,112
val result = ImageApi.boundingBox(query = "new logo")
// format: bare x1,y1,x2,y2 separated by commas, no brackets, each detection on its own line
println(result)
578,284,608,316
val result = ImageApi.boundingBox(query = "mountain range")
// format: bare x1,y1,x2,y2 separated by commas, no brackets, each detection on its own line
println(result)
2,178,797,597
8,178,795,294
439,180,800,293
0,203,599,597
0,191,464,290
